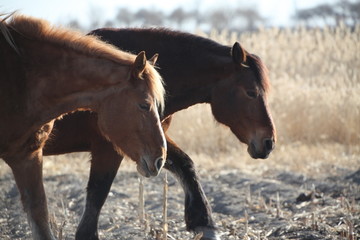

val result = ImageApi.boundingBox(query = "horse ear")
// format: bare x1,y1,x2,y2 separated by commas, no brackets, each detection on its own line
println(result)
148,53,159,65
133,51,146,77
231,42,247,65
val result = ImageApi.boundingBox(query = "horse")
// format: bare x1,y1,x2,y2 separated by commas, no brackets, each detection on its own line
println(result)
0,14,167,240
44,28,276,240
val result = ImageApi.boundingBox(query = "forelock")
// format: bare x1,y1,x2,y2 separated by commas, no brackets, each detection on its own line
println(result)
246,54,270,94
143,64,165,113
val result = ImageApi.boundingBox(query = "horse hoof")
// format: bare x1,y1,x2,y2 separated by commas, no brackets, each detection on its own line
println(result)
194,227,221,240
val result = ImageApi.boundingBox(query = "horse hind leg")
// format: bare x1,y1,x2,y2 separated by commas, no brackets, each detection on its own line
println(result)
6,150,55,240
164,136,220,240
75,136,123,240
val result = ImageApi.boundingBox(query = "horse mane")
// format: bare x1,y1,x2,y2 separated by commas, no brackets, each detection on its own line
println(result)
114,28,270,95
163,27,271,94
246,54,271,94
143,64,165,112
4,13,136,65
0,13,165,109
140,27,230,57
0,12,20,54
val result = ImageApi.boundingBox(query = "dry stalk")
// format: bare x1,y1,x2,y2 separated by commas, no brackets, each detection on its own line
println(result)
246,185,252,207
258,190,268,212
167,233,177,240
276,192,281,218
350,197,357,214
244,209,249,235
162,172,168,240
60,197,67,219
341,196,353,213
59,198,68,240
138,176,148,234
49,207,66,240
58,220,66,240
138,176,145,221
343,217,355,240
310,184,317,203
311,212,318,231
193,232,203,240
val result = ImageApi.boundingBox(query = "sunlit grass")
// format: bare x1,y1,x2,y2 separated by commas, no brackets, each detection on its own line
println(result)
167,25,360,177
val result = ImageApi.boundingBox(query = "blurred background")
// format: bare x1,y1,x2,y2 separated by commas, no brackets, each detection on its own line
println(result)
1,0,359,175
2,0,360,31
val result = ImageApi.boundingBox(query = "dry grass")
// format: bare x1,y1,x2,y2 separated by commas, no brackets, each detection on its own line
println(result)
167,24,360,177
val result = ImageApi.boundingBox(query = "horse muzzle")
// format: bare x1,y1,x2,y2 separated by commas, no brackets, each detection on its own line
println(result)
137,156,165,178
248,137,275,159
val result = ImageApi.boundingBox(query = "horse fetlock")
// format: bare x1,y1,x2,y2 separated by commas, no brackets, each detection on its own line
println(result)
194,227,221,240
75,229,99,240
27,216,55,240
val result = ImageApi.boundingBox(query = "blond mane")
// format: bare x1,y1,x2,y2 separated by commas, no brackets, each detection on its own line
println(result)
143,65,165,112
6,13,136,65
0,13,165,109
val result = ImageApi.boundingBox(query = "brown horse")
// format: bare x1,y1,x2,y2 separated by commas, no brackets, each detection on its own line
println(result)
0,15,166,240
44,28,276,240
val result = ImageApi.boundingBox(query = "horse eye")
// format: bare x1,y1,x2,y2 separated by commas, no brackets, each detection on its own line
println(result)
139,103,151,111
246,90,258,99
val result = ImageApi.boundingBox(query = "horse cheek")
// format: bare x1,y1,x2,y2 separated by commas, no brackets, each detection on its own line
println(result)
96,98,125,146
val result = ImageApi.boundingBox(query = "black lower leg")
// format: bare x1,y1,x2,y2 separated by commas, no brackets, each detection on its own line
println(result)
164,139,215,231
75,137,122,240
76,170,118,240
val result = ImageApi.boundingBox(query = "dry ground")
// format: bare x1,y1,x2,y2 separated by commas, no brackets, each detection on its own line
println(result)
0,141,359,240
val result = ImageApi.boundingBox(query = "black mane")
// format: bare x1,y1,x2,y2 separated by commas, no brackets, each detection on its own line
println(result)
92,27,230,58
140,28,269,92
91,27,269,93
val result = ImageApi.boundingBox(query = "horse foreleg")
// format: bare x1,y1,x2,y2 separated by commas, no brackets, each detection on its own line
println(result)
75,137,123,240
164,136,220,240
7,151,55,240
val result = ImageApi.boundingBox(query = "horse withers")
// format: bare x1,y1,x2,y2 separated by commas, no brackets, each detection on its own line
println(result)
0,14,166,240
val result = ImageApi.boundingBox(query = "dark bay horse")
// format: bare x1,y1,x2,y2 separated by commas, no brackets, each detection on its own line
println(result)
44,28,276,240
0,15,166,240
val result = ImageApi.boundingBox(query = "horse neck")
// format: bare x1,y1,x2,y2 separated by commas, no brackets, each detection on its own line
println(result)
162,48,233,116
114,29,232,116
22,38,130,123
93,28,233,117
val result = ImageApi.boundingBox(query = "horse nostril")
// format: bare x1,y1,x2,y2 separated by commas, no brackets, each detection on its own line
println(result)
155,158,164,171
264,138,274,151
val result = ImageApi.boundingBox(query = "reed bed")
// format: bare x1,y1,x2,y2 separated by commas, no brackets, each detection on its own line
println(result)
166,24,360,174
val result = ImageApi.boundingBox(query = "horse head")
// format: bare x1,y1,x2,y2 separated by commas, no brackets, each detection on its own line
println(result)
211,43,276,159
97,52,167,177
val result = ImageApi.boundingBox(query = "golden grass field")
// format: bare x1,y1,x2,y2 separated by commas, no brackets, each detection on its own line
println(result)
164,24,360,177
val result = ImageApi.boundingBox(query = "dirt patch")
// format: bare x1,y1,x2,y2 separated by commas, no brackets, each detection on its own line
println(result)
0,157,359,240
